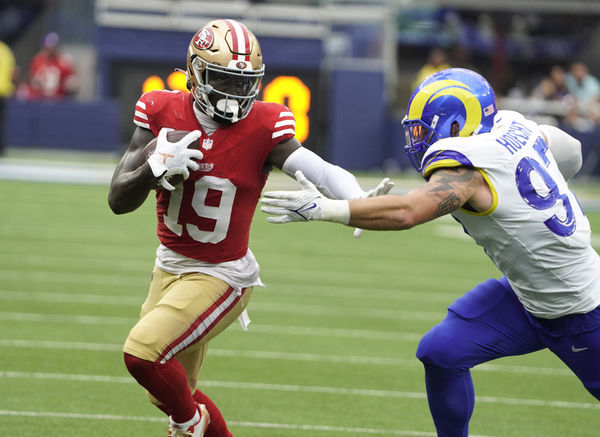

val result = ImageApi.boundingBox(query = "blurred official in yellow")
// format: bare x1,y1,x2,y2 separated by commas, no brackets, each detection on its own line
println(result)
0,40,15,155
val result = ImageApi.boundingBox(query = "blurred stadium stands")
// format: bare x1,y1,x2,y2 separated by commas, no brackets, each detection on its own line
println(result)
2,0,600,176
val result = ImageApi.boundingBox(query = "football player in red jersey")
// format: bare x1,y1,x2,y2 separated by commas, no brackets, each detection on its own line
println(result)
108,19,392,437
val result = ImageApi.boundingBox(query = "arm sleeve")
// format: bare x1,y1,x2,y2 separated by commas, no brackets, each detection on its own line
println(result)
281,147,365,199
539,125,582,181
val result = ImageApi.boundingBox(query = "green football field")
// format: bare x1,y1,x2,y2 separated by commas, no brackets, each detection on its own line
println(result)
2,176,600,436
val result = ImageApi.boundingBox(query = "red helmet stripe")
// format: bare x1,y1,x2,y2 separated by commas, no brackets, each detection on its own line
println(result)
224,19,250,62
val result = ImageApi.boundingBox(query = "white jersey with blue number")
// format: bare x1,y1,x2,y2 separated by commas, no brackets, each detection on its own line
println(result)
421,111,600,318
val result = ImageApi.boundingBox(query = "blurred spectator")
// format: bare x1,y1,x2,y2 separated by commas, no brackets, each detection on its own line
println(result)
565,62,600,131
500,64,578,128
0,39,15,155
26,32,78,100
411,47,450,90
532,66,570,101
549,65,570,98
527,66,576,127
531,78,559,101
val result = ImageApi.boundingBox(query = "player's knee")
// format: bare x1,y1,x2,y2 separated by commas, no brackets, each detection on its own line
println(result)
124,352,154,379
188,377,198,391
123,322,162,362
416,325,464,369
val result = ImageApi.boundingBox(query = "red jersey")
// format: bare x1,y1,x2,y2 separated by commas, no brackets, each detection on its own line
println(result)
133,90,295,263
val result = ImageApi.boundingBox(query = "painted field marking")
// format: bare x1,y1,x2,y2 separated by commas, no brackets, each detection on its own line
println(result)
0,282,458,304
0,338,574,377
0,266,479,288
0,409,455,436
1,371,597,411
0,299,443,321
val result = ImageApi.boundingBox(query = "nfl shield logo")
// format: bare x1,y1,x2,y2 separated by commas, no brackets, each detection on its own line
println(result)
202,138,213,150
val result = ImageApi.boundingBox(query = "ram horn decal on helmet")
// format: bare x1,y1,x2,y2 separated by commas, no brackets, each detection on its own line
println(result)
402,68,497,172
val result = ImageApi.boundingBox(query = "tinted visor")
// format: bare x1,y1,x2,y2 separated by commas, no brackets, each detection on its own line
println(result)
191,57,262,99
402,117,436,172
408,125,427,143
403,119,434,150
206,69,260,97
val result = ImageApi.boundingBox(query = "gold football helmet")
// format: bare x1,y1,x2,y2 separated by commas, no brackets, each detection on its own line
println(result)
186,19,264,124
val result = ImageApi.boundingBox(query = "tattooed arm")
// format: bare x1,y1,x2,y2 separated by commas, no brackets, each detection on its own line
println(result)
346,167,489,230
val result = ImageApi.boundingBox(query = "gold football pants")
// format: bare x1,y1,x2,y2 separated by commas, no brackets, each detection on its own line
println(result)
124,267,252,394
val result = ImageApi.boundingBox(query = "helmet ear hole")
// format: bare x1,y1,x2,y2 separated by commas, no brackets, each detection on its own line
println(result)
451,121,460,137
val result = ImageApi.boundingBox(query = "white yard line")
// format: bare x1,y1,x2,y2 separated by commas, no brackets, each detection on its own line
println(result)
0,287,454,306
0,240,477,270
0,160,114,185
0,266,478,286
0,409,448,436
0,297,444,321
0,309,420,341
0,290,142,306
0,312,136,326
0,338,572,377
1,371,596,411
0,269,143,285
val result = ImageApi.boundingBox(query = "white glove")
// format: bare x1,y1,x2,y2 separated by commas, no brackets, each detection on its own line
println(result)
147,128,204,191
353,177,394,238
362,177,395,199
261,171,350,224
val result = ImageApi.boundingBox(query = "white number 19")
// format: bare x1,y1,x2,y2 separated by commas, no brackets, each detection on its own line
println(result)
163,176,237,244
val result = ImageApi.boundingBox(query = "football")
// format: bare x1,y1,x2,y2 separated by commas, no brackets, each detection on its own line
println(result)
141,130,201,188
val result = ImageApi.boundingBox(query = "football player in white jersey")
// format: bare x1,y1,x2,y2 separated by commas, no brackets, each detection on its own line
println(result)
261,68,600,436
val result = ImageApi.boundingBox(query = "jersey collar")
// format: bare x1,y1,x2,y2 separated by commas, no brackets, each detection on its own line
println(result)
193,103,220,136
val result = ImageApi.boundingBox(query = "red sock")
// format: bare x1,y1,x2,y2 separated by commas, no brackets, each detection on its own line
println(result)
154,402,171,417
124,353,196,423
192,389,233,437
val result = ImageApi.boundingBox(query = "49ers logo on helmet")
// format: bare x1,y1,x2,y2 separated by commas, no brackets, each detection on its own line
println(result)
193,28,214,50
236,61,248,69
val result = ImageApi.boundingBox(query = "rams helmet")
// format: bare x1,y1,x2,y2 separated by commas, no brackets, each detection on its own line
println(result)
186,19,264,124
402,68,497,172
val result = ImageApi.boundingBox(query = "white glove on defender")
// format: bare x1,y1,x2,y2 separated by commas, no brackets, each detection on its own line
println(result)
147,128,204,191
353,177,394,238
362,177,395,199
261,171,350,224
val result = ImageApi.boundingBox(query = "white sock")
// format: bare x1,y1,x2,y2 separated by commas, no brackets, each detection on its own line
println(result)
171,408,199,429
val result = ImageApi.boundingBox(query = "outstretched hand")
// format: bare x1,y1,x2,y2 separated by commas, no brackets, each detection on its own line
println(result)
260,171,325,223
364,177,395,199
353,177,394,238
261,171,351,225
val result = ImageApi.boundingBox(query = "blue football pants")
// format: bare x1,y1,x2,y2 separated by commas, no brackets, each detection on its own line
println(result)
416,277,600,437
